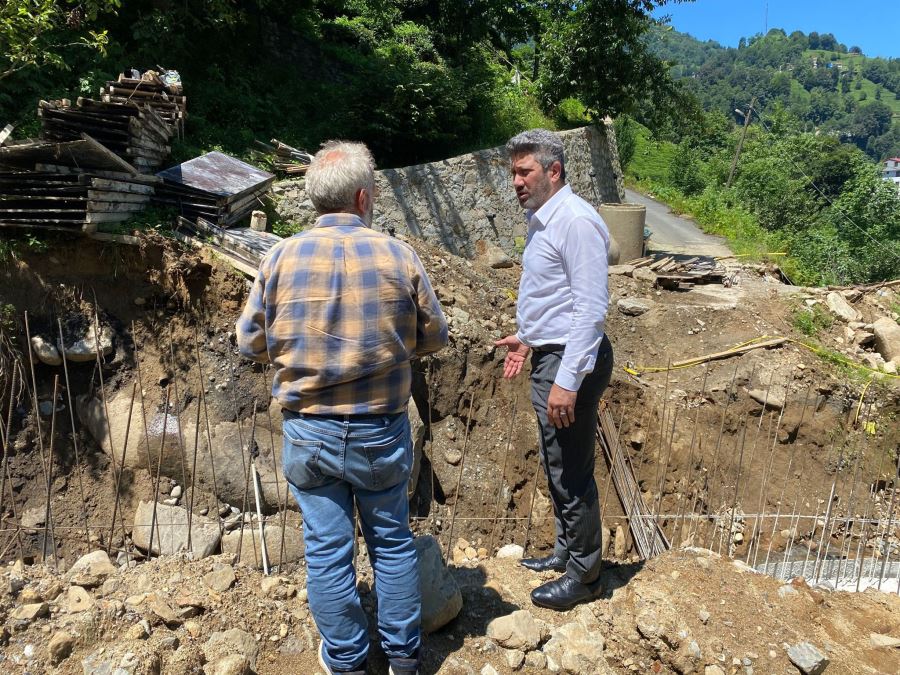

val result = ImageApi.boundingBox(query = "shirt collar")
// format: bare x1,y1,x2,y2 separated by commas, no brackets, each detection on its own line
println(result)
314,213,368,229
529,184,573,227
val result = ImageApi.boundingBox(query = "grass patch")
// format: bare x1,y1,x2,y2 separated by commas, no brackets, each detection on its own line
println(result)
792,303,835,336
627,124,677,183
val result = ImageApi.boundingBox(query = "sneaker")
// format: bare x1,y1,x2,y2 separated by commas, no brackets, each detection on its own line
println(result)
318,641,367,675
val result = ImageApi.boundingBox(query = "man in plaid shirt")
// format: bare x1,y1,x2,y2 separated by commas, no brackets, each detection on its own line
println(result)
237,141,447,675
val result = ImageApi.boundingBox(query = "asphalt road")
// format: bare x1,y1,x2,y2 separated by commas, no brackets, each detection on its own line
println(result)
624,188,733,258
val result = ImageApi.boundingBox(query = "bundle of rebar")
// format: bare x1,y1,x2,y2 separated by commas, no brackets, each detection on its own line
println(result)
596,406,670,559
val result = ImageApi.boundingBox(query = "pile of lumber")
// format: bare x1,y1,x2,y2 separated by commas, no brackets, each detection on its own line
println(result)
626,254,727,291
175,216,281,276
154,152,275,227
38,98,174,173
253,139,312,175
0,170,156,233
100,73,186,135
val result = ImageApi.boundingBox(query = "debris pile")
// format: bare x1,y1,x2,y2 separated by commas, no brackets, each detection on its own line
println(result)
100,71,187,135
614,254,730,290
38,97,174,173
253,139,312,176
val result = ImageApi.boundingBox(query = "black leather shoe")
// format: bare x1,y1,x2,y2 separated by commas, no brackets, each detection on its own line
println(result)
530,574,604,611
518,553,568,573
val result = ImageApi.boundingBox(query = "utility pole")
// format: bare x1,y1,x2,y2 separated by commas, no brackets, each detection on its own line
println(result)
726,97,756,189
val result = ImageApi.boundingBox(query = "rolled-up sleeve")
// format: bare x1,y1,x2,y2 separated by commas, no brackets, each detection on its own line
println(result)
410,252,448,357
555,216,609,391
235,268,270,364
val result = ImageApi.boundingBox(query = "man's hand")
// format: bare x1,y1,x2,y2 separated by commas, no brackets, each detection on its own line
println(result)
494,335,530,379
548,383,577,428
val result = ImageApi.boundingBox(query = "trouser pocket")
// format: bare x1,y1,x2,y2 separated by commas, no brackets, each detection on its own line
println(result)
361,424,412,490
282,431,326,489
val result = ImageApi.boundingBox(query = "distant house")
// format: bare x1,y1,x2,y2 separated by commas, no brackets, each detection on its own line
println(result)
883,158,900,193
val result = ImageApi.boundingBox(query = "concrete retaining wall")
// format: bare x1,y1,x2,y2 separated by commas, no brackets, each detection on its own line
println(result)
273,124,625,257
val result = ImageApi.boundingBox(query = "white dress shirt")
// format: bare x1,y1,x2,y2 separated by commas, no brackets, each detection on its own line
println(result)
515,184,610,391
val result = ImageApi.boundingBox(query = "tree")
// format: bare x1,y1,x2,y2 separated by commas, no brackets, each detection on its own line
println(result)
0,0,119,81
849,45,862,55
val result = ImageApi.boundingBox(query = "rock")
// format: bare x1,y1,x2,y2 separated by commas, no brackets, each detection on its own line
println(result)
601,526,611,558
505,648,526,670
407,400,426,499
872,317,900,364
698,610,710,624
778,584,799,599
12,602,48,623
614,525,627,558
487,610,543,650
171,485,183,499
496,544,524,559
609,264,635,276
444,447,463,465
132,501,221,558
415,535,463,632
870,633,900,648
67,585,95,612
203,565,236,592
47,630,75,664
524,651,547,670
617,298,653,316
260,576,297,600
31,335,62,366
705,667,726,675
221,520,304,569
475,240,514,269
787,642,829,674
207,654,251,675
203,629,259,671
633,267,658,284
481,666,500,675
20,506,45,530
82,645,160,675
748,388,786,411
64,322,114,362
126,621,150,640
825,292,860,323
543,621,609,675
145,594,182,626
68,549,118,587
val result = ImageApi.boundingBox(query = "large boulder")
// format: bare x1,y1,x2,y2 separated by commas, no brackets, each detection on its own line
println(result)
826,292,861,323
872,317,900,364
132,501,220,558
203,629,259,672
63,323,114,362
68,550,118,587
221,518,304,569
415,535,462,632
30,335,62,366
487,610,543,650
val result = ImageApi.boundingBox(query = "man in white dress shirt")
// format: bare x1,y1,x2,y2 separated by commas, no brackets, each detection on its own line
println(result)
495,128,614,611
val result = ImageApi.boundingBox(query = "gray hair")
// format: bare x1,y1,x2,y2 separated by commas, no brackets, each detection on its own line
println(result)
306,140,375,213
506,128,566,180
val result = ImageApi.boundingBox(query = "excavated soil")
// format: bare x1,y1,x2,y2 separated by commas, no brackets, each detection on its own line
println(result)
0,230,898,673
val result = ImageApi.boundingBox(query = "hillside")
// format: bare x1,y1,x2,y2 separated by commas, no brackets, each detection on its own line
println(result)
648,27,900,160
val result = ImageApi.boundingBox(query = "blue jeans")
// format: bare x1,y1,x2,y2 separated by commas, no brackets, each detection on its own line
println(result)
282,410,421,672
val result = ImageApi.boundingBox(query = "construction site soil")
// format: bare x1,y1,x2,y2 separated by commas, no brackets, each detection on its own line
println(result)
0,231,898,674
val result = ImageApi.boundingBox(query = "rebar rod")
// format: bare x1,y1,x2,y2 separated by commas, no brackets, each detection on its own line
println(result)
672,369,709,548
261,364,288,569
148,386,171,558
57,318,91,552
748,397,786,566
42,375,59,569
193,326,222,532
0,368,24,562
703,363,741,549
22,312,51,500
166,326,191,548
876,448,900,590
488,394,517,553
236,405,259,565
446,391,476,560
108,382,137,556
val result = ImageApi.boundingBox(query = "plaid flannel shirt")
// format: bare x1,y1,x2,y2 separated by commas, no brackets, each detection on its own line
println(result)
236,213,448,415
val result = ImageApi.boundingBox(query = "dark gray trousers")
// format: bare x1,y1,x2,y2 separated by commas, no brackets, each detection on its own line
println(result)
529,335,613,583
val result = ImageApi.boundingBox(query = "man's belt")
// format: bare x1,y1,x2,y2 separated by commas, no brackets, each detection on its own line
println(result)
532,343,565,353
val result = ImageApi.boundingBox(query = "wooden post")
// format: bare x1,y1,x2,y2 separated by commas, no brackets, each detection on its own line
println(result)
726,97,756,189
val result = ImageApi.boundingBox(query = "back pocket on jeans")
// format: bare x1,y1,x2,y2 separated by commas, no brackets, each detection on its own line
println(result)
362,428,411,490
282,436,326,490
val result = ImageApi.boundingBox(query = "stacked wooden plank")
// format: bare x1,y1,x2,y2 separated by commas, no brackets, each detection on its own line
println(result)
0,171,155,233
0,137,158,233
154,152,275,227
626,254,727,290
253,139,311,175
175,216,281,276
100,73,186,135
38,98,173,173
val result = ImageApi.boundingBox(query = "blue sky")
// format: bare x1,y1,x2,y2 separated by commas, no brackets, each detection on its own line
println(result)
653,1,899,59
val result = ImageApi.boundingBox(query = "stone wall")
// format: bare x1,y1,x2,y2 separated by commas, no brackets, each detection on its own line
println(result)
273,124,625,257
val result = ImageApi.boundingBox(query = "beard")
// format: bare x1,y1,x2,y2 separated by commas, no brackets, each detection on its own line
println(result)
517,173,553,210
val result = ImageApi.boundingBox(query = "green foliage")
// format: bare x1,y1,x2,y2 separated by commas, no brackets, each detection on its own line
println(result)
555,97,590,129
668,141,704,195
792,304,834,336
613,116,637,169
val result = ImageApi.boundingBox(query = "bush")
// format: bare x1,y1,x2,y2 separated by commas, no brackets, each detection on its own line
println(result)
668,142,705,195
555,97,590,129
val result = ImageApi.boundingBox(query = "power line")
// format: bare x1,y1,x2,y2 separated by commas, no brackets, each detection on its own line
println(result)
745,104,900,266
